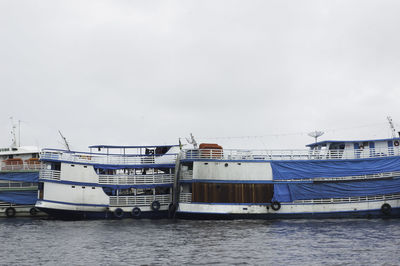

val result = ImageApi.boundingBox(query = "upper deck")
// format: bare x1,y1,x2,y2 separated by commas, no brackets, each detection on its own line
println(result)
182,138,400,161
41,145,180,167
0,146,41,172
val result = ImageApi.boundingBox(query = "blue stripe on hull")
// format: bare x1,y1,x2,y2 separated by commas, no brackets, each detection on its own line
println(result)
176,208,400,220
38,207,169,220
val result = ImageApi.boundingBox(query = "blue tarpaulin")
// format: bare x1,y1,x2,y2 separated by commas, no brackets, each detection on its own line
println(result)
0,191,37,204
0,172,39,182
273,178,400,202
270,157,400,180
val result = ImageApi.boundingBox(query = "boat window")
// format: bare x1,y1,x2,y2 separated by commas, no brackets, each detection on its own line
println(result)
329,143,345,150
51,162,61,171
145,148,155,155
102,187,113,196
155,146,171,155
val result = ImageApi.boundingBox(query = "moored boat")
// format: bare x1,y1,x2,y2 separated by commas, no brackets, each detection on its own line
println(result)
0,145,43,217
36,145,180,219
175,138,400,219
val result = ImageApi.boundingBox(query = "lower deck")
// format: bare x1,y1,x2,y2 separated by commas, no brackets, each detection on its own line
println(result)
177,196,400,219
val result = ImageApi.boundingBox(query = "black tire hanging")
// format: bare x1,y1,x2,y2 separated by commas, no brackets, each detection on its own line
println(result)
271,201,281,211
113,208,124,219
131,207,141,218
29,207,38,216
381,203,392,215
5,207,16,218
151,200,161,211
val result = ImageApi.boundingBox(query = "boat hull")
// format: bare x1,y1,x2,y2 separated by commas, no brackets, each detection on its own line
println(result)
176,199,400,220
176,209,400,219
38,207,169,220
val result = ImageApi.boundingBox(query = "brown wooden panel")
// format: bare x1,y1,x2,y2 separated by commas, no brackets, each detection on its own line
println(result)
191,182,274,203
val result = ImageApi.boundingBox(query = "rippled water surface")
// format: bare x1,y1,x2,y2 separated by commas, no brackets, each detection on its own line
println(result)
1,218,400,265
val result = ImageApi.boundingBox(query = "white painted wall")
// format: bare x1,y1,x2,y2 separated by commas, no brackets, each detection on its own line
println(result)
60,163,99,183
193,161,273,181
44,182,109,206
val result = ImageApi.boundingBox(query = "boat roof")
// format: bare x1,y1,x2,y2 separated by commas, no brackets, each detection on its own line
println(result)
0,146,40,155
306,137,400,147
89,144,179,149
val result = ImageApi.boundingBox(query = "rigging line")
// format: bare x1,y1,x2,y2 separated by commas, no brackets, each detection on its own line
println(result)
191,122,390,141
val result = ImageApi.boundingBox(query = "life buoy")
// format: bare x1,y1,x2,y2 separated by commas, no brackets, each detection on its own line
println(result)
381,203,392,215
5,207,16,218
394,141,399,147
151,200,161,211
29,207,38,216
113,208,124,218
131,207,141,218
271,201,281,211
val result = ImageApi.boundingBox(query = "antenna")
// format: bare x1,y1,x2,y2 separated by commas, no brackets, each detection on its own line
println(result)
9,117,17,148
58,130,71,151
387,116,397,139
308,130,324,143
185,133,198,148
18,120,21,147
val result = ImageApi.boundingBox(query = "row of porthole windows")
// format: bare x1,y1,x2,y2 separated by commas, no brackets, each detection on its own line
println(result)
204,162,242,167
71,186,96,189
70,165,88,168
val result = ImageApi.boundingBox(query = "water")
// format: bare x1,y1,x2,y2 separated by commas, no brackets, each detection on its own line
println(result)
0,218,399,265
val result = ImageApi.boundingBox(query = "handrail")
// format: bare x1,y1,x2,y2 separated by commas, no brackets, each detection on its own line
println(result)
40,150,178,166
179,193,192,203
294,192,400,204
180,170,193,180
0,162,42,171
99,173,174,185
39,169,61,180
182,146,400,161
109,194,172,207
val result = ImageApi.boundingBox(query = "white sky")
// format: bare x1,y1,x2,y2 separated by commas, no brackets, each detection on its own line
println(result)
1,0,400,151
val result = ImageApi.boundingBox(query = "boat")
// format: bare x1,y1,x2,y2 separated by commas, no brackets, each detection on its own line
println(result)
35,144,180,219
0,144,42,218
175,138,400,219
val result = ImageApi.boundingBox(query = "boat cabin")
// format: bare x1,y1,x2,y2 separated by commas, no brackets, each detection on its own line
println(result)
306,137,400,159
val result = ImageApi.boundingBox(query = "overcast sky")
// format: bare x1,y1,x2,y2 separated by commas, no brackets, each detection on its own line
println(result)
1,0,400,151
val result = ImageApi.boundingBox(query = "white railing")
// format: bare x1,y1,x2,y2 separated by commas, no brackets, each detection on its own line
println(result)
274,171,400,183
294,193,400,204
0,162,42,171
99,174,174,185
0,181,37,190
39,169,61,180
182,147,400,161
179,193,192,203
180,170,193,180
109,194,172,207
40,150,178,166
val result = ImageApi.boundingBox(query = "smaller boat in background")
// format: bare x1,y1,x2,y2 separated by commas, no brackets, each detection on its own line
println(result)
0,122,43,217
36,144,180,219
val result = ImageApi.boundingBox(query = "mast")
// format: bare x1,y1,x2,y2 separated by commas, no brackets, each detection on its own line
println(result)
186,133,198,149
10,117,17,148
58,130,71,151
387,116,397,138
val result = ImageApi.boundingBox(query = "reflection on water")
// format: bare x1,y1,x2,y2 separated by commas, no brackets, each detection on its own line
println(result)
0,218,399,265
